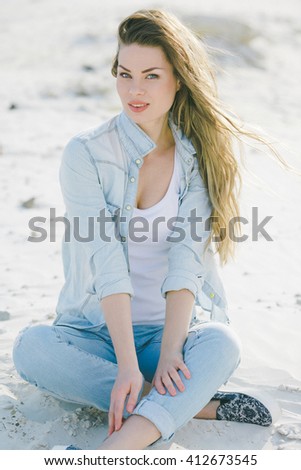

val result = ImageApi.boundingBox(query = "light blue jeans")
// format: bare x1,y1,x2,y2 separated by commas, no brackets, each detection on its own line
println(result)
13,321,241,442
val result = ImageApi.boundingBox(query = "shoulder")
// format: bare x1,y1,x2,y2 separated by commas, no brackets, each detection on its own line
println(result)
62,115,119,166
66,115,118,149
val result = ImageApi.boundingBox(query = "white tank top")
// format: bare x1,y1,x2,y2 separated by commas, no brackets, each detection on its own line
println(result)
128,152,181,325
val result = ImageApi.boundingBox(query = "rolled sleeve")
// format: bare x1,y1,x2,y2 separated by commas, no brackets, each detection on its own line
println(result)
94,275,134,301
161,269,203,299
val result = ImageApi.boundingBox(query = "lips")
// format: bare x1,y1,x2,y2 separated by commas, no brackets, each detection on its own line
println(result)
128,101,149,113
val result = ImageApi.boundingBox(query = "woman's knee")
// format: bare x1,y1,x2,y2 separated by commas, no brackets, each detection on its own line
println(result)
212,323,242,365
187,322,241,368
13,324,54,382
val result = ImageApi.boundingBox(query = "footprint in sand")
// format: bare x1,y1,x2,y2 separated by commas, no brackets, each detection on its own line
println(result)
278,384,301,393
0,311,11,321
295,294,301,305
276,423,301,449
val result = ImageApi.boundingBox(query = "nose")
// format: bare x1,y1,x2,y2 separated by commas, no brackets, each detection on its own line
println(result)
129,80,146,97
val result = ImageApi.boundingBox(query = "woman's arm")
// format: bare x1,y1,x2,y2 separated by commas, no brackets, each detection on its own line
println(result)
152,289,194,395
101,293,143,435
101,294,137,368
60,137,134,301
60,138,141,433
153,158,212,395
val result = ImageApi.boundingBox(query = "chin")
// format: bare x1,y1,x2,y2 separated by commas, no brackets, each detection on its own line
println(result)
127,111,152,125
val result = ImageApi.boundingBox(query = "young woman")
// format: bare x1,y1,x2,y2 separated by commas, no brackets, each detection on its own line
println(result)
13,9,277,450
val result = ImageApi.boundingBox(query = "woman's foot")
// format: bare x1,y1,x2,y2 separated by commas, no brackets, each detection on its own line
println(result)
213,391,273,426
195,391,274,426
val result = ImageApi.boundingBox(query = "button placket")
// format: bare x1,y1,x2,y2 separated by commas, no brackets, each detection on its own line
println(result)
120,158,142,262
121,158,140,272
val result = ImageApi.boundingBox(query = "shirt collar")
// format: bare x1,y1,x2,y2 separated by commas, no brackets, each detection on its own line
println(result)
117,111,196,163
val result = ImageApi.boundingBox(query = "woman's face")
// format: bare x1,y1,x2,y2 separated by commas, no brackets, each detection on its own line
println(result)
116,43,179,128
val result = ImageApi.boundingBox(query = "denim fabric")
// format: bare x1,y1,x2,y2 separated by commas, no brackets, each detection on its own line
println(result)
55,111,229,328
13,321,241,442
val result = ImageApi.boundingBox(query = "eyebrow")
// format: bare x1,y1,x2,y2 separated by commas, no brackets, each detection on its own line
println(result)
118,65,164,73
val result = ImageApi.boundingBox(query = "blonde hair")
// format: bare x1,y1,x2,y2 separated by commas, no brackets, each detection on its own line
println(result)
111,9,290,265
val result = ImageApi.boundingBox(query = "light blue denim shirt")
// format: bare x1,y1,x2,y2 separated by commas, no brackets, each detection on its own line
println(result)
54,111,229,328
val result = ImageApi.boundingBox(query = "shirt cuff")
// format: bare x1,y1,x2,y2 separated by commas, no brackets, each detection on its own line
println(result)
93,276,134,301
161,270,203,299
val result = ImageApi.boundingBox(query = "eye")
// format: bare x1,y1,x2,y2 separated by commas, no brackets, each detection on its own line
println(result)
146,73,159,79
119,72,131,79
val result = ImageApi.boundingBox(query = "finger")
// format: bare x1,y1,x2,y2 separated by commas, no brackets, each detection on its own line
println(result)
169,369,185,392
126,385,140,414
108,408,115,436
162,373,177,396
153,376,166,395
178,362,191,380
109,389,126,434
114,397,126,432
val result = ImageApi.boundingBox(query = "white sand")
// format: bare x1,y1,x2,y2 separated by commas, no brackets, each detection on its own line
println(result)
0,0,300,450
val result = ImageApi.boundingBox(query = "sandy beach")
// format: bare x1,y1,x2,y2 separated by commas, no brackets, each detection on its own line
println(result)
0,0,301,451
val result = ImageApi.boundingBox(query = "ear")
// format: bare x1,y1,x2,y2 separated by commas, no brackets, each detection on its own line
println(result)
176,81,181,92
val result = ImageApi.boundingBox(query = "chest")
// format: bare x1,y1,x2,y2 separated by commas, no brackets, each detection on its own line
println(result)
135,147,175,210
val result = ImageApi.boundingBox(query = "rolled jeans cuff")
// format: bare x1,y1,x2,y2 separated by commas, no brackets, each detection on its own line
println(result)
132,397,175,442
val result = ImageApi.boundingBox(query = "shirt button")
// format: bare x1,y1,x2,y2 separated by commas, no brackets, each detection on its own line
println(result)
121,236,126,242
187,157,192,164
126,204,132,211
209,292,215,299
135,158,141,165
130,176,135,183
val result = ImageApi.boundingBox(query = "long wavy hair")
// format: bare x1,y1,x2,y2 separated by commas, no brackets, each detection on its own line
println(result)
111,9,290,265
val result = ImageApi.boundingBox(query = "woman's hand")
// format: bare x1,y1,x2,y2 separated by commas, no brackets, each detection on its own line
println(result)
152,351,191,396
108,367,144,436
101,294,143,436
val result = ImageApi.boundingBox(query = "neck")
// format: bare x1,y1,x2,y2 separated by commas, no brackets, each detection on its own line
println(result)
138,114,174,153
